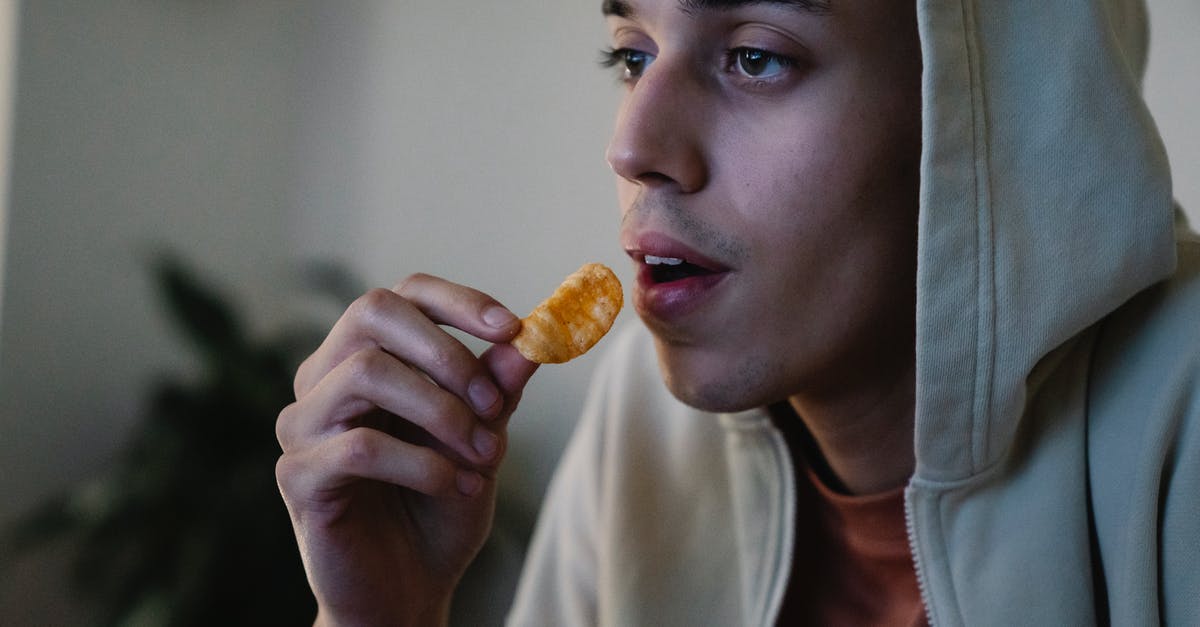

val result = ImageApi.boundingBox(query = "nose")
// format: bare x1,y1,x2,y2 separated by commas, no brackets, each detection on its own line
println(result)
605,59,708,193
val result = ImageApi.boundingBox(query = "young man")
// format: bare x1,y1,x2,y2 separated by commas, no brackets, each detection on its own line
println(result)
275,0,1200,625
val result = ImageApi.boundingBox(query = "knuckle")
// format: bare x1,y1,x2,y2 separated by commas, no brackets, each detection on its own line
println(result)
275,402,297,447
349,288,399,326
292,356,312,399
274,453,298,490
393,272,431,295
335,429,379,474
422,340,458,373
417,336,476,384
344,349,387,390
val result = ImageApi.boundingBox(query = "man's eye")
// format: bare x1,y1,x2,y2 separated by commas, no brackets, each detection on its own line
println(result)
600,47,655,81
730,48,792,79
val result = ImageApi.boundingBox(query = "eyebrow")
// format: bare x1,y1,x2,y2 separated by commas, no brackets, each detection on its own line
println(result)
601,0,831,19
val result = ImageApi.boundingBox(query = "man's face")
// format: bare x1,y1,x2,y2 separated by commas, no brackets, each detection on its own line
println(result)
605,0,923,412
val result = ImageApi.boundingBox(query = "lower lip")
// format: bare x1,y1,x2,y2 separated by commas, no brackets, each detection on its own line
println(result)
634,266,729,323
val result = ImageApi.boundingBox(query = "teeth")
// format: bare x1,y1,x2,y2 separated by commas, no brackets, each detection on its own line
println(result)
645,255,684,266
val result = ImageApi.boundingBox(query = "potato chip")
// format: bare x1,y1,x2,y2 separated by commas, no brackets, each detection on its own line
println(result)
512,263,623,364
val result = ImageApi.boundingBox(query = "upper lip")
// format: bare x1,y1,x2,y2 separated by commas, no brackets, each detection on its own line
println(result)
622,231,731,273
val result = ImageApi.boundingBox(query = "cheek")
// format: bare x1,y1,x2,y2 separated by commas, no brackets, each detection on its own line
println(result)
726,109,914,266
719,113,854,232
727,154,850,281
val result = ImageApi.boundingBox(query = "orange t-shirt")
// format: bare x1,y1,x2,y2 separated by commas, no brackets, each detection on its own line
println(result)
771,409,928,626
774,465,928,626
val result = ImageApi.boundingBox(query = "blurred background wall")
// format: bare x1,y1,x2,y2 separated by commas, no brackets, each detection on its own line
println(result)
0,0,1195,624
0,1,13,337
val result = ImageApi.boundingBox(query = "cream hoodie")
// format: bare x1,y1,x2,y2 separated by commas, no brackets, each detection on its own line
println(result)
508,0,1200,624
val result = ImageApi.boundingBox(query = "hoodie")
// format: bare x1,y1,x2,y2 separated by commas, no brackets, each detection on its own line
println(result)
910,0,1197,624
507,0,1200,624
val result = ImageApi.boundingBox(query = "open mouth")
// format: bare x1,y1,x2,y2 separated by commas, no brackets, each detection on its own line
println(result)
643,255,720,283
626,242,731,321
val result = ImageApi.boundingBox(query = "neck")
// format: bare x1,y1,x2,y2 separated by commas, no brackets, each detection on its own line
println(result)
785,358,915,496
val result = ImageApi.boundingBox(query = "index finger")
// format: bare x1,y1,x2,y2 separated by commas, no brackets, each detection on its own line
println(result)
294,274,519,401
394,273,521,342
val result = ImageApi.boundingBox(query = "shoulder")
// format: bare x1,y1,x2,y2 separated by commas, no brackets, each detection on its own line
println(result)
1083,238,1200,622
1085,236,1200,486
1090,236,1200,403
1089,243,1200,536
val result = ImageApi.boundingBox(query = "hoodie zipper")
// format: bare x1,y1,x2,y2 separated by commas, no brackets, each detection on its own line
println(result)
905,489,939,627
762,420,935,626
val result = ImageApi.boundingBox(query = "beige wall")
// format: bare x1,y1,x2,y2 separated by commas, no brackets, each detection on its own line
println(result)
0,0,308,521
0,1,16,339
1145,0,1200,216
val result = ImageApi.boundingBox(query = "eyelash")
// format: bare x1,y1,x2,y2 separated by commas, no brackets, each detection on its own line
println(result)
598,46,796,86
723,47,796,79
598,47,648,83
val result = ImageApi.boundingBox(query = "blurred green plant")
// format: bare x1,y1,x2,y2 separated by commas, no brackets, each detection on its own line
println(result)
0,255,354,626
2,256,536,626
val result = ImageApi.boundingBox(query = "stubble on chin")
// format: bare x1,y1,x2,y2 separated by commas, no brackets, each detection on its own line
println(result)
654,339,776,414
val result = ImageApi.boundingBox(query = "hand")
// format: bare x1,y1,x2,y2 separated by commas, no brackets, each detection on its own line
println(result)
275,274,538,627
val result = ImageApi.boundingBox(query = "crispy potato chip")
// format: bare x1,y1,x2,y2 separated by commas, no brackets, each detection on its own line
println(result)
512,263,623,364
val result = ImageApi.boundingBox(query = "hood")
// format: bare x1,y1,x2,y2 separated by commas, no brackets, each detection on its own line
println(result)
913,0,1177,481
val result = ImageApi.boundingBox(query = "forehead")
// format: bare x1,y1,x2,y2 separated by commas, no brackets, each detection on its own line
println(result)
602,0,832,18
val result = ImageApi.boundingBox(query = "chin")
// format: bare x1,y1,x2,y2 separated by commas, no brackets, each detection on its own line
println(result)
653,339,783,413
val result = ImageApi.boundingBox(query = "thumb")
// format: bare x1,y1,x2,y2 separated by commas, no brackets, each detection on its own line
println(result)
480,343,538,414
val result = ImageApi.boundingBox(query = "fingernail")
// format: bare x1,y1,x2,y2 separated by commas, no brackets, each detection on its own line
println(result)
468,376,501,415
473,427,499,460
457,470,483,496
482,305,518,330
